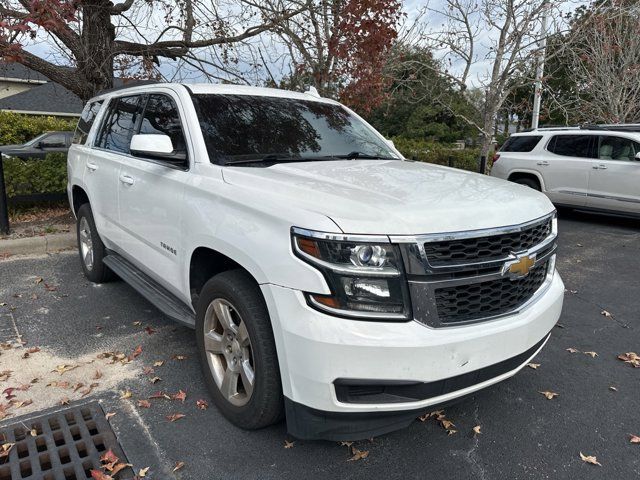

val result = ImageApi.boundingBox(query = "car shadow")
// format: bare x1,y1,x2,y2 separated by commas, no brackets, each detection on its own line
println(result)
557,207,639,231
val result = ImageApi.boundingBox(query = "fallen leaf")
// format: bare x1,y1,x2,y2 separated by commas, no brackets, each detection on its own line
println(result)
100,449,118,466
348,447,369,462
447,429,457,436
53,364,78,375
138,467,150,477
0,303,5,307
109,463,132,476
30,428,37,437
93,370,103,380
0,371,11,382
132,321,142,326
340,441,353,448
166,413,185,422
145,326,155,335
539,391,559,400
569,290,578,294
0,442,14,459
284,439,294,449
584,351,598,358
153,360,164,367
566,348,580,354
27,347,40,354
196,399,208,410
120,389,132,399
60,397,69,405
11,399,32,408
527,363,541,369
473,425,482,435
34,277,43,284
142,367,154,375
609,386,618,392
629,434,640,444
172,390,186,403
127,345,143,361
173,461,185,472
579,452,601,466
149,377,161,384
90,470,113,480
105,412,116,420
44,283,57,292
600,310,612,318
172,354,187,361
149,391,171,400
441,419,455,430
617,352,640,368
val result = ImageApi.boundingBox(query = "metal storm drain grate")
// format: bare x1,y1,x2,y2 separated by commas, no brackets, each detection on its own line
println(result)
0,402,134,480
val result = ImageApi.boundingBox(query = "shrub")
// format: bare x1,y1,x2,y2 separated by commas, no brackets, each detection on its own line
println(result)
2,153,67,198
392,137,481,172
0,111,77,146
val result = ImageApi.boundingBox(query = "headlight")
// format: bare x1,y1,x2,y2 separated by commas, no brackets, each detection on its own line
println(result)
291,228,411,321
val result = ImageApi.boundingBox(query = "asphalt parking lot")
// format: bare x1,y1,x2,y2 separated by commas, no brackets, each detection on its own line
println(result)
1,209,639,479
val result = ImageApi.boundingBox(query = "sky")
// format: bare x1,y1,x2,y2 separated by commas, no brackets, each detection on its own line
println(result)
19,0,587,89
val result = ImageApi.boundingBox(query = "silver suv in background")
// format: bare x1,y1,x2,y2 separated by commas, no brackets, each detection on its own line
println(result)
491,126,640,217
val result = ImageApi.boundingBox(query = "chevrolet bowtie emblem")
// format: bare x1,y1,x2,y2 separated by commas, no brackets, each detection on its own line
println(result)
503,254,536,280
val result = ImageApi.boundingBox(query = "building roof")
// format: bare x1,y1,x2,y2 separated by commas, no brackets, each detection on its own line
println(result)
0,62,48,83
0,81,84,116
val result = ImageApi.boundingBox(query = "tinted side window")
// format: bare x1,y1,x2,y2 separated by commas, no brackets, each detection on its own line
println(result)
500,135,542,152
548,135,594,158
73,100,103,145
97,96,142,153
598,135,640,161
42,133,67,147
139,95,187,156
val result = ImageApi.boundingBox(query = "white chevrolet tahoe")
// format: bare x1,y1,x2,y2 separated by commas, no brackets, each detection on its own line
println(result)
491,127,640,217
67,83,564,441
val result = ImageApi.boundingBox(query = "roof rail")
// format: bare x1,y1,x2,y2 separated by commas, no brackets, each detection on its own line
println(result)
580,124,640,133
521,126,579,132
96,80,161,96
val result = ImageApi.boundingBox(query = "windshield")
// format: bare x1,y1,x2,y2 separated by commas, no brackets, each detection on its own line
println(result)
192,94,399,165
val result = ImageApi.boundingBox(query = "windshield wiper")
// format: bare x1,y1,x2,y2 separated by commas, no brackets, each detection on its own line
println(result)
222,154,342,166
332,151,397,160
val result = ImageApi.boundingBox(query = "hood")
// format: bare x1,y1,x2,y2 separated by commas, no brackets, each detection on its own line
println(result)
222,159,555,235
0,145,24,152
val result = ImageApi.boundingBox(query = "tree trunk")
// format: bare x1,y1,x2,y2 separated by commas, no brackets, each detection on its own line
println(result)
76,1,116,100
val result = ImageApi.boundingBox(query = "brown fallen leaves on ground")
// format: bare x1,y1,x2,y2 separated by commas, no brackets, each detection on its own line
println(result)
566,348,580,354
473,425,482,435
539,391,559,400
583,351,598,358
173,461,185,472
527,363,541,369
579,452,601,466
419,410,457,435
196,399,208,410
166,413,185,422
284,439,294,449
600,310,613,318
617,352,640,368
348,447,369,462
629,434,640,444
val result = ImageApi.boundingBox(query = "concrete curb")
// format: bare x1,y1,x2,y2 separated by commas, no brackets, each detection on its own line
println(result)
0,232,76,256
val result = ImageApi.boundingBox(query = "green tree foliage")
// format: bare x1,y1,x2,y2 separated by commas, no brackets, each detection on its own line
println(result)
365,46,477,143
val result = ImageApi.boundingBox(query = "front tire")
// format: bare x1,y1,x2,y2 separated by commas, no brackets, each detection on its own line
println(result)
195,270,284,429
513,177,541,191
76,203,114,283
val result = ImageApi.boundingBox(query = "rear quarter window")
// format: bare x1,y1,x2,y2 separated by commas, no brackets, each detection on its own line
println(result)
500,135,542,152
73,100,104,145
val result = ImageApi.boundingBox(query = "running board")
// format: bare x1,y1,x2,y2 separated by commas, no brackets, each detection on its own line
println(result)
103,252,195,329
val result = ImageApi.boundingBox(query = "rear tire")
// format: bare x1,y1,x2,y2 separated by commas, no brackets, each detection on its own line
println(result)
512,177,541,191
76,203,115,283
195,270,284,429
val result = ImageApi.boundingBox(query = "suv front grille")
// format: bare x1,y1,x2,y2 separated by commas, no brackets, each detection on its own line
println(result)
434,260,549,324
399,213,557,328
424,216,552,266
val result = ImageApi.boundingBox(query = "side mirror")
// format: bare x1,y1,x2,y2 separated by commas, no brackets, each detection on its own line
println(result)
635,152,640,161
130,134,186,163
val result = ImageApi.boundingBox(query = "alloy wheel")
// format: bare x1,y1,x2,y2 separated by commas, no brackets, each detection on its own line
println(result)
79,216,94,271
203,298,255,407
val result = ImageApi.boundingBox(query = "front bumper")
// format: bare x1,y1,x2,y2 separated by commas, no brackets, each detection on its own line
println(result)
260,272,564,440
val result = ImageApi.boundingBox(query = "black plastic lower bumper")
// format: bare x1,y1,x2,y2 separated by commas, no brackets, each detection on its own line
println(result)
285,395,471,441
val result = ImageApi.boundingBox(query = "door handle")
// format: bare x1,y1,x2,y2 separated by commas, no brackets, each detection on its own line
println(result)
86,162,98,172
536,161,549,166
119,174,134,185
592,164,608,170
